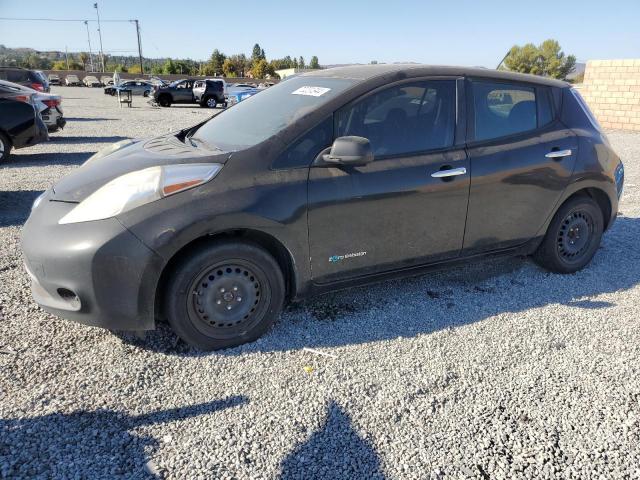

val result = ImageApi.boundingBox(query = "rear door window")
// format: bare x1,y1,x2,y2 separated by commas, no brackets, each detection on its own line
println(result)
5,69,28,83
335,80,456,157
471,81,537,141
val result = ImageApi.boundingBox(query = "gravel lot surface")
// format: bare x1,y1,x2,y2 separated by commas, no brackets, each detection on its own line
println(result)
1,87,640,479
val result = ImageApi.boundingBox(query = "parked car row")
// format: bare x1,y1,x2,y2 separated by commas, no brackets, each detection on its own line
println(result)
45,72,113,87
150,78,261,108
0,79,55,162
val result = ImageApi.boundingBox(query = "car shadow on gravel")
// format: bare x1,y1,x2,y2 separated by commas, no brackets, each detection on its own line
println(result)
49,135,129,144
65,117,118,122
0,190,43,227
0,395,248,479
120,216,640,356
4,151,92,168
279,400,385,479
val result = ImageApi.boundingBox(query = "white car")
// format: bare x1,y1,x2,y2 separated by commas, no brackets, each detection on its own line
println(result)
83,76,101,87
34,93,65,132
65,75,81,86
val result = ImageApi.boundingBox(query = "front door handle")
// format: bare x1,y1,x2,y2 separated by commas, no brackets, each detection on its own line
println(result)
431,167,467,178
545,149,572,159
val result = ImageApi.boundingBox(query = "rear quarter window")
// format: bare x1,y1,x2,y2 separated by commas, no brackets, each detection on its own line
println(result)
471,81,538,141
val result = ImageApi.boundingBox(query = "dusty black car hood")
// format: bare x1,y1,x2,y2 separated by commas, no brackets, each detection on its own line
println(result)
51,134,230,202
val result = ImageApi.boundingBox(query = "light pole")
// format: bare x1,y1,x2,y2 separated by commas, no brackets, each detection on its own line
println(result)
132,19,144,75
94,2,105,72
84,20,95,72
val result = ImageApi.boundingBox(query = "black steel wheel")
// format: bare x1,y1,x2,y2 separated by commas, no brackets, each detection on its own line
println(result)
158,95,171,107
164,241,285,350
557,210,594,262
533,195,604,273
0,132,11,163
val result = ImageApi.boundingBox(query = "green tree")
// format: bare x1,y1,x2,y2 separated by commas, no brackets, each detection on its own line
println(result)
225,54,248,77
162,58,178,74
251,43,265,63
78,52,89,70
271,55,293,70
309,56,319,69
250,58,275,79
503,39,576,80
203,49,226,76
298,56,305,69
51,60,67,70
106,63,127,73
22,53,51,70
538,39,576,79
222,58,237,77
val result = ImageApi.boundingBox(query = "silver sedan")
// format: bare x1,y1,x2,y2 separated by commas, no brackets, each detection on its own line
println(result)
113,80,153,97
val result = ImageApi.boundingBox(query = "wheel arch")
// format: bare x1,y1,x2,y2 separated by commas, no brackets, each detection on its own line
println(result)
154,228,297,321
538,184,615,241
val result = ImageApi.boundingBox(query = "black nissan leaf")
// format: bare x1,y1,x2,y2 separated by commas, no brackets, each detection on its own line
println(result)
22,65,624,350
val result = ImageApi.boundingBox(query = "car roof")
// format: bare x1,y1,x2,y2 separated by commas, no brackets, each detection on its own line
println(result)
0,78,34,91
302,64,569,88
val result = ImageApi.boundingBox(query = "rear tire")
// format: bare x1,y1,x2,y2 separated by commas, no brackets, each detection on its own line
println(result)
164,241,285,350
533,195,604,273
0,132,11,163
205,96,217,108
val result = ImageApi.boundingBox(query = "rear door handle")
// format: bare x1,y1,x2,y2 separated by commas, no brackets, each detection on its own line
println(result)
431,167,467,178
545,149,572,159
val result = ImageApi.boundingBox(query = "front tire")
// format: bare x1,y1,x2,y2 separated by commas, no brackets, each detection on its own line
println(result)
164,241,285,350
158,95,171,107
533,195,604,273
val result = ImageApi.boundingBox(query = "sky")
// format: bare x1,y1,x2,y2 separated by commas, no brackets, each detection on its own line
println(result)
1,0,639,66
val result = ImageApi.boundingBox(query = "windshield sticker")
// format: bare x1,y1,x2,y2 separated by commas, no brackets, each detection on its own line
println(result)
292,86,331,97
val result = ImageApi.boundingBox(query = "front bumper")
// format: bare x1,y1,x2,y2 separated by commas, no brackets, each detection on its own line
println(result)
21,192,165,331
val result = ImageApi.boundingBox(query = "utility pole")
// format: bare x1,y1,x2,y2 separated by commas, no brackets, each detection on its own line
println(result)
65,46,69,70
133,19,144,75
84,20,95,72
94,2,105,72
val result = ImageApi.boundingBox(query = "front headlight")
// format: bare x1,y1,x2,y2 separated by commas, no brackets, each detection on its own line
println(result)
59,163,222,224
83,139,136,166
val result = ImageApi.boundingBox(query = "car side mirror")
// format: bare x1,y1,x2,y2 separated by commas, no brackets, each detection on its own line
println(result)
320,136,374,167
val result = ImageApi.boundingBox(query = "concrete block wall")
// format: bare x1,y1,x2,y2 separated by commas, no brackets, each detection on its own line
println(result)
579,59,640,131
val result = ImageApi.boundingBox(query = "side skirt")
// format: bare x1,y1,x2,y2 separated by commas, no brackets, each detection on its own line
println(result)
297,236,543,300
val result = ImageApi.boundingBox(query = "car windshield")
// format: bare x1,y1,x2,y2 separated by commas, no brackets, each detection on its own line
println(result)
191,76,355,151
